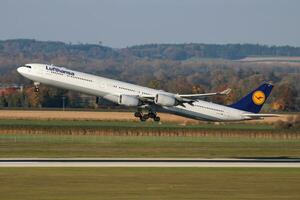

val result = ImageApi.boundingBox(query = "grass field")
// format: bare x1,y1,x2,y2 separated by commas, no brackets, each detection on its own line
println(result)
0,112,299,200
0,168,300,200
0,118,299,158
1,134,300,158
1,118,299,140
0,119,277,130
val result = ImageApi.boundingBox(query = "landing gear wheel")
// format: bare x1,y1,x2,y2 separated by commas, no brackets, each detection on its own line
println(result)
143,114,149,120
148,113,156,119
134,112,142,118
139,116,147,122
34,87,39,93
154,116,160,122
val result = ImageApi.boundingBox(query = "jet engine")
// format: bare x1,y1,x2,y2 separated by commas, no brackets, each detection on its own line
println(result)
154,94,178,107
118,95,140,106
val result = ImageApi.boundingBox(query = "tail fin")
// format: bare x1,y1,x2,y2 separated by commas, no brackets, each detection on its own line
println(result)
229,83,273,113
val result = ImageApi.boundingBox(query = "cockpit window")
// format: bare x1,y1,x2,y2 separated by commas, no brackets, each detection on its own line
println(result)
25,65,32,68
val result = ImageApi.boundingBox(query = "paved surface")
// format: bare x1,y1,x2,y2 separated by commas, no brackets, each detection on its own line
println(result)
1,158,300,167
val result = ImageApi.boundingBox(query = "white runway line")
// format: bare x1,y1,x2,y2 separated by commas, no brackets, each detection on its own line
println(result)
0,158,300,167
1,162,300,168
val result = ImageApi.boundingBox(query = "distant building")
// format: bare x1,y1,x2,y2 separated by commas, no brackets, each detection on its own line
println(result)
0,84,23,96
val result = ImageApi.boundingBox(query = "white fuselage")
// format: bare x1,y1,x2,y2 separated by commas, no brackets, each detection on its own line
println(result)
17,64,249,121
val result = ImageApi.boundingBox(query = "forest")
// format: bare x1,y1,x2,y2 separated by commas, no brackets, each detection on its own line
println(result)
0,39,299,111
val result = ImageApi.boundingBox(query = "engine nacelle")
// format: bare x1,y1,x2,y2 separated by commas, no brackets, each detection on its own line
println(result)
118,95,140,106
155,94,177,107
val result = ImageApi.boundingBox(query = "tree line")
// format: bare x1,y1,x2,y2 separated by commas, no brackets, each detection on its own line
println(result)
2,39,300,60
0,39,299,111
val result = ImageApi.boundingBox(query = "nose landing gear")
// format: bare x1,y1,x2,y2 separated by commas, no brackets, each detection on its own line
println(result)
34,82,40,93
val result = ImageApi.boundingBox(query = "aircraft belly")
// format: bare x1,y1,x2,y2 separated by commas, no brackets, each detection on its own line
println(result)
163,106,222,121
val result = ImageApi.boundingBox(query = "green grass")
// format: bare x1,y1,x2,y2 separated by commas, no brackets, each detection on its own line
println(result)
0,168,299,200
0,119,299,158
0,119,276,131
1,134,300,158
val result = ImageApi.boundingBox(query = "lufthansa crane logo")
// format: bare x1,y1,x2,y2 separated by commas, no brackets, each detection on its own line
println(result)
252,91,266,105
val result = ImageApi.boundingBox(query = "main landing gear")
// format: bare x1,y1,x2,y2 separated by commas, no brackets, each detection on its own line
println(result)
134,109,160,122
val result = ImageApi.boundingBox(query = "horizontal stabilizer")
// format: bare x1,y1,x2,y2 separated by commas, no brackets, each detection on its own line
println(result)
242,113,280,119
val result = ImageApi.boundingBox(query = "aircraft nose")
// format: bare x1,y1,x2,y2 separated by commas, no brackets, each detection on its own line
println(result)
17,66,24,74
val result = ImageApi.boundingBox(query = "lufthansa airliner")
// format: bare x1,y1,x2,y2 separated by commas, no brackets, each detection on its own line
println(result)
17,63,278,122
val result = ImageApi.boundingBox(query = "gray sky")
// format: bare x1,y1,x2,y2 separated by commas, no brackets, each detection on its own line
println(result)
0,0,299,47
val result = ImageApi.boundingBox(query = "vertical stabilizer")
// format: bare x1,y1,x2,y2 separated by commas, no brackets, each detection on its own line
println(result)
229,83,273,113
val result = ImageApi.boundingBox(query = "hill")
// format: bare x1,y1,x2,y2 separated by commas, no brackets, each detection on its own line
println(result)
1,39,300,61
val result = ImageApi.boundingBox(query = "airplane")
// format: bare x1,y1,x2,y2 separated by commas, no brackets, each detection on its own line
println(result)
17,63,278,122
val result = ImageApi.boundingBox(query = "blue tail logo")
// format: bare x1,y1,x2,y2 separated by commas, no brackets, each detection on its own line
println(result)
229,83,273,113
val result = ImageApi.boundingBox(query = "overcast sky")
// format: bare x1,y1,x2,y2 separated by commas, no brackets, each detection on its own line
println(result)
0,0,299,48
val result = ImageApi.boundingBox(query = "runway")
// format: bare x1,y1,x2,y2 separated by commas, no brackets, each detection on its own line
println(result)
1,158,300,167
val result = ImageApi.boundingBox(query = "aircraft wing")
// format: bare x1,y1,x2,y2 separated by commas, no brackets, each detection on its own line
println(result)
176,88,231,100
137,88,231,107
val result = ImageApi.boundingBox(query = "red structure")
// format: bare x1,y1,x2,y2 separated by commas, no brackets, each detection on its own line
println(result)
0,85,23,96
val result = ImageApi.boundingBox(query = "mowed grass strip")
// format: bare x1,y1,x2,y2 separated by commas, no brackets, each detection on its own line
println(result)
1,134,300,158
0,168,300,200
4,119,297,139
0,119,276,130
